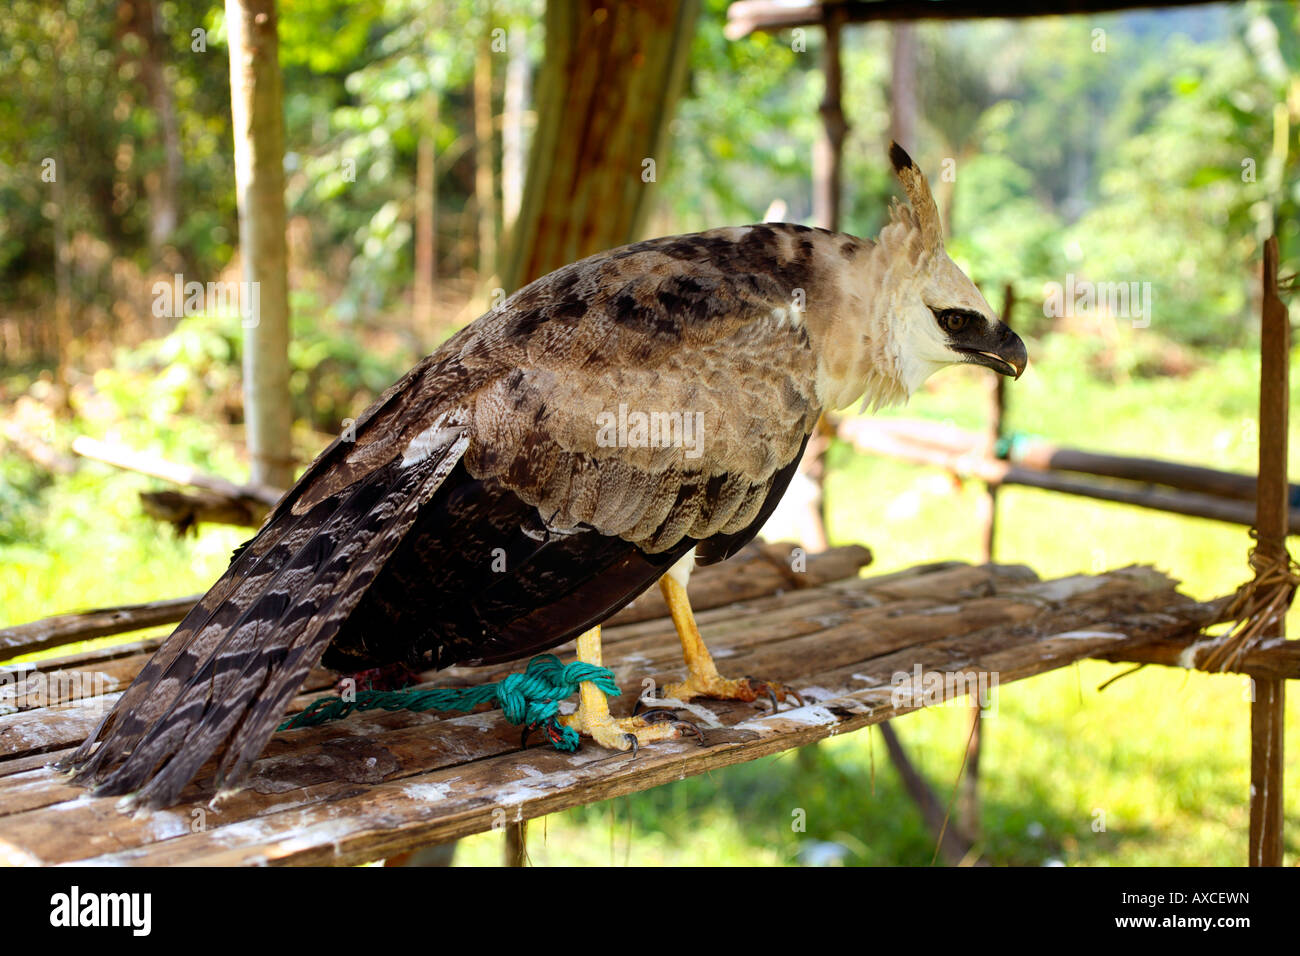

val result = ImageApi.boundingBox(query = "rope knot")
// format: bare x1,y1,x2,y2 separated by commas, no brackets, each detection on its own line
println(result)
1205,531,1299,672
277,653,619,753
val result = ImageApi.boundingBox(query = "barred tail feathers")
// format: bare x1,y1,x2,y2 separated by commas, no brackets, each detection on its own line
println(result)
65,420,469,808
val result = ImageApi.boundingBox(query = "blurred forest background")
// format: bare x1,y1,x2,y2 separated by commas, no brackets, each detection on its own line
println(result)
1,0,1298,865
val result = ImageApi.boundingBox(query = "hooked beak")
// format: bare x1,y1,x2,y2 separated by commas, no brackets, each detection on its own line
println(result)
953,322,1027,380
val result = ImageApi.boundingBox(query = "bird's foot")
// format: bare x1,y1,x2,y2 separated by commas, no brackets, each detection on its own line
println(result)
554,708,702,754
336,662,423,695
660,673,804,713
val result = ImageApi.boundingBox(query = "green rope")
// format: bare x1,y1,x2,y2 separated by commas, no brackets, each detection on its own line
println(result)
276,654,619,752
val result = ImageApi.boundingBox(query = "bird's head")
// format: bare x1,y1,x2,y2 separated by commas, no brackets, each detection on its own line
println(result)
873,143,1027,399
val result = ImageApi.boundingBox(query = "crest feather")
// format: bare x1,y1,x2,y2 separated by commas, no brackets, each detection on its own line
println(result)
889,142,942,255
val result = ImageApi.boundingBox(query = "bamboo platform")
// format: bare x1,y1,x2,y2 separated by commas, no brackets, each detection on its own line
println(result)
0,543,1235,866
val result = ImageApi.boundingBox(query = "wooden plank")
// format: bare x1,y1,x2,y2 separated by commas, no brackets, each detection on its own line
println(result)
0,547,899,766
0,564,1209,865
49,601,1206,866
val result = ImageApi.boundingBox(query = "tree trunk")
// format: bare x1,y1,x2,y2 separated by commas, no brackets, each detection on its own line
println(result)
501,24,529,237
474,16,498,283
813,7,846,233
501,0,699,292
226,0,294,489
128,0,182,258
414,95,438,338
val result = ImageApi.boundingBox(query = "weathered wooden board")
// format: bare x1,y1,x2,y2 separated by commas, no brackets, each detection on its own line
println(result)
0,552,1217,866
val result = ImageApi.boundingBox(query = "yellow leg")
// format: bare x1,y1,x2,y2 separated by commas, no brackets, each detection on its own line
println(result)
659,574,802,708
556,625,684,751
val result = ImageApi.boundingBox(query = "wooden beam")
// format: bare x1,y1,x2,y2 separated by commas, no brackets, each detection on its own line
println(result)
1096,632,1300,681
0,596,200,660
999,469,1298,532
139,489,268,531
1249,237,1289,868
504,820,528,866
838,419,1300,532
1017,446,1295,505
726,0,1231,39
71,436,282,508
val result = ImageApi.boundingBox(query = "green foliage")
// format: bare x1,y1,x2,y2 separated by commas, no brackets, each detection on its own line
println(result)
2,1,1293,353
665,0,823,227
0,0,237,291
91,299,412,435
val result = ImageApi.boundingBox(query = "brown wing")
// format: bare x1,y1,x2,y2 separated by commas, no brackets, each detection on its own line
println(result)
459,232,824,552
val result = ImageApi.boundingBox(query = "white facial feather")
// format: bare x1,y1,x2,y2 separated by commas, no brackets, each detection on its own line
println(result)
825,182,999,411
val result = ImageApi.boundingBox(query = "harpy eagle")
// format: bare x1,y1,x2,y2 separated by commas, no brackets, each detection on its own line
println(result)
64,144,1026,808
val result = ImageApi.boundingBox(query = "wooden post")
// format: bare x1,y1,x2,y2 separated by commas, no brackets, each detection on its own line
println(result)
1249,237,1288,867
803,6,849,559
505,820,527,867
813,6,847,233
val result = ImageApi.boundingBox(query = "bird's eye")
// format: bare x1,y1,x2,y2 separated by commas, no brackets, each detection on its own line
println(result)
936,310,970,334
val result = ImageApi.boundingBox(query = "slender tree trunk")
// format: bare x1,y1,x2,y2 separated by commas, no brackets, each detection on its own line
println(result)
51,155,73,380
813,7,846,233
502,0,699,292
130,0,182,258
414,95,438,338
501,24,529,236
474,16,498,282
226,0,294,489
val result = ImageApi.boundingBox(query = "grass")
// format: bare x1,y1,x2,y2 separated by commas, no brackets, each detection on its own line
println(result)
2,332,1297,865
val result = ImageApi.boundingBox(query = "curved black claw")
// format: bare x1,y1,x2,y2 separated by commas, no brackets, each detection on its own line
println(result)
747,677,805,713
675,720,706,746
622,733,639,759
638,706,682,724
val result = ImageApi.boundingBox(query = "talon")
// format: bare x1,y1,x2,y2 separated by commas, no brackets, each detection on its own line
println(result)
747,677,804,712
520,726,532,749
676,720,705,745
638,707,682,724
623,733,639,758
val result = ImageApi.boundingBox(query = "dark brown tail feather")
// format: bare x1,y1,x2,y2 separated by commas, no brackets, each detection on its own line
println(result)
62,422,469,809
